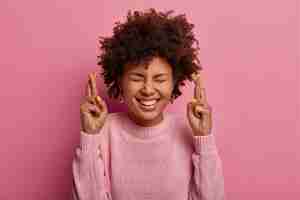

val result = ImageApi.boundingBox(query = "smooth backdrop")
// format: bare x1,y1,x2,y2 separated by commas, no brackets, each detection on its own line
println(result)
0,0,299,199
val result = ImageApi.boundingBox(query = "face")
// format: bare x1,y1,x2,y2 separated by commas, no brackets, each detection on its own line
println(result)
119,56,174,127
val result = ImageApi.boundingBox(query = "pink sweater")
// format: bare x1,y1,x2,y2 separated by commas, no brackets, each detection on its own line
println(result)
71,112,225,200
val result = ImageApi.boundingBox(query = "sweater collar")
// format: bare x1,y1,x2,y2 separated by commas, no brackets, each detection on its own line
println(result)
120,112,171,140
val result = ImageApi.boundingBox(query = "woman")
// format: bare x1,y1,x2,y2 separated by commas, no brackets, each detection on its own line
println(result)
72,8,225,200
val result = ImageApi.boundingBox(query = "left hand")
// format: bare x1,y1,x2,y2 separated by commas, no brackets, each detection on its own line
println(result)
187,71,213,136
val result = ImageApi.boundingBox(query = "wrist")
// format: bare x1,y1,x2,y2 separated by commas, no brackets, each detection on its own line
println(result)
81,128,101,135
193,131,211,137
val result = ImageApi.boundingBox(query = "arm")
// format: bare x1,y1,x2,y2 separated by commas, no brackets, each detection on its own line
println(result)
188,133,225,200
71,131,112,200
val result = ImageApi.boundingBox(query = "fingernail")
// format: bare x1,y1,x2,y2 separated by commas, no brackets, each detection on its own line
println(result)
191,98,197,103
191,73,197,81
96,96,101,102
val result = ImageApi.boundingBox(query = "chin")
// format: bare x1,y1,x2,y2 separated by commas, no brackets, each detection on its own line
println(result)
138,111,161,120
128,97,168,125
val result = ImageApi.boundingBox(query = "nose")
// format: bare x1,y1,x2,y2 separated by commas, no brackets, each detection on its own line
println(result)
140,81,156,96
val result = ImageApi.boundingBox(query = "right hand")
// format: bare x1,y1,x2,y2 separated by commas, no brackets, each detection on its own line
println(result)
80,72,108,134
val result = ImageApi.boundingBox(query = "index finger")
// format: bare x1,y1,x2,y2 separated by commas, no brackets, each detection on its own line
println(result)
192,71,208,104
88,72,98,97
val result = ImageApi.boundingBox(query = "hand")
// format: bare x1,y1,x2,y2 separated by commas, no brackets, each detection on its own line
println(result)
80,72,108,134
187,71,213,136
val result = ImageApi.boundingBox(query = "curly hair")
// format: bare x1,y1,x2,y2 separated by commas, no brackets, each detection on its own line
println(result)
97,8,202,102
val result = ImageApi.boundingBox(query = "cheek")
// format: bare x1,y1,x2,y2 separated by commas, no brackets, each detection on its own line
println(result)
123,83,140,97
123,82,173,98
155,85,173,100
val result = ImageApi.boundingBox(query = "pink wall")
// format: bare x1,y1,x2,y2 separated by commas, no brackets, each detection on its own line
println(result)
0,0,298,199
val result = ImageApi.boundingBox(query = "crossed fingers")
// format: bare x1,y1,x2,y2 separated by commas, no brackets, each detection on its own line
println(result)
86,72,98,97
191,71,208,106
86,72,102,106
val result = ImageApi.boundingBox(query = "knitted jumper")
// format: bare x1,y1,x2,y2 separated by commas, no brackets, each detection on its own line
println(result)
71,112,225,200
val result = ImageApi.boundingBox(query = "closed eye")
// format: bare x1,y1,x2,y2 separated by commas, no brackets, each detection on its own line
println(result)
156,80,166,83
129,74,143,81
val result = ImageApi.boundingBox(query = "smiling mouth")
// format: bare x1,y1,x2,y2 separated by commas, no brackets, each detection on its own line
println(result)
135,98,160,110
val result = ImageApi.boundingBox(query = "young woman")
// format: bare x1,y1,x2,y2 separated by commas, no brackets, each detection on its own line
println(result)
72,8,225,200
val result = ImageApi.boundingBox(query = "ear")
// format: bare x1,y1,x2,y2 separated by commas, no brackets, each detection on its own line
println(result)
172,76,178,90
117,76,123,96
169,77,177,103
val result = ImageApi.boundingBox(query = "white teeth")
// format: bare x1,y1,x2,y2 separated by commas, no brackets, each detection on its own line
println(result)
139,100,157,106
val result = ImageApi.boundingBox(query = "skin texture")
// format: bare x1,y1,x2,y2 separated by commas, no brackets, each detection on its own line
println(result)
80,56,213,136
187,71,213,136
80,72,108,134
118,56,174,127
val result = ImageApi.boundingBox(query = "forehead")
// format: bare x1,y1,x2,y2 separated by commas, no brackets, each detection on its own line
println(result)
124,57,172,74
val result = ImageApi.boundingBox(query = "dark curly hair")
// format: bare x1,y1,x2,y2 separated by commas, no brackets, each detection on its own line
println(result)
97,8,202,102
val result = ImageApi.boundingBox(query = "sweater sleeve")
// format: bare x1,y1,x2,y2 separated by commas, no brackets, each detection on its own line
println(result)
188,133,225,200
71,130,112,200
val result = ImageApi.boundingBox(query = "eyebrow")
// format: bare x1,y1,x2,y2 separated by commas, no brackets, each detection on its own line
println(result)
129,72,168,78
129,72,143,77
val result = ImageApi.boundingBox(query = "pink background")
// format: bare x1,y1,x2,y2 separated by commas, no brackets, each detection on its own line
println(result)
0,0,299,199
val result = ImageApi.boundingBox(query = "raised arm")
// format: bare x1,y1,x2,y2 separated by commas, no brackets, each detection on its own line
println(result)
188,134,225,200
71,131,111,200
187,71,225,199
71,72,112,200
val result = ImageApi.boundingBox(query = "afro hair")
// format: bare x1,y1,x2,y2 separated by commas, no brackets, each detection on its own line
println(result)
97,8,202,102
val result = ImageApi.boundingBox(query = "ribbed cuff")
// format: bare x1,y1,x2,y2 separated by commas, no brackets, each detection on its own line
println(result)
80,130,103,153
193,133,217,154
